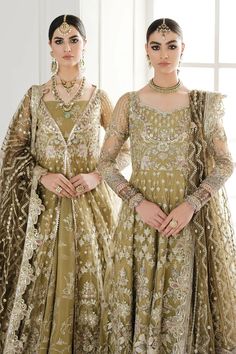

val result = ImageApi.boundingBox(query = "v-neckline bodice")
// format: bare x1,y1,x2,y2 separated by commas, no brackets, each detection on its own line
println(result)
40,88,98,146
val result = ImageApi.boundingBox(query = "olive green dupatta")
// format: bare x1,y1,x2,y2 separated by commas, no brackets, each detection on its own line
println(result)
0,86,46,352
187,90,236,353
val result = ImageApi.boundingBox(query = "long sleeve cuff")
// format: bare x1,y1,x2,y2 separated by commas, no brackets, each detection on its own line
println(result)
185,185,211,212
117,182,145,208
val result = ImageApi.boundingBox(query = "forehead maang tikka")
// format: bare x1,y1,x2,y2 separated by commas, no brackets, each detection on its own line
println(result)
156,18,171,40
58,15,72,35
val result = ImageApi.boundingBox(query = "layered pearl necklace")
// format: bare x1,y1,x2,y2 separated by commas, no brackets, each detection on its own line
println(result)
51,75,86,118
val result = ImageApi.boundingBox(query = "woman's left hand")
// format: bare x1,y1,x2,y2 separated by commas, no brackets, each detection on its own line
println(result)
70,172,102,196
159,201,195,237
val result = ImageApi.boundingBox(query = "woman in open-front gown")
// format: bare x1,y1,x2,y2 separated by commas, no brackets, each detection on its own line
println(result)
0,14,129,354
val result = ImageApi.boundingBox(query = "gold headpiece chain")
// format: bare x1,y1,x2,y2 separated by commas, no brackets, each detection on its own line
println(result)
156,18,171,39
59,14,72,35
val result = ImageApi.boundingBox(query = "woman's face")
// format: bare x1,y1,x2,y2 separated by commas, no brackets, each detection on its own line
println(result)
146,30,184,74
50,25,86,70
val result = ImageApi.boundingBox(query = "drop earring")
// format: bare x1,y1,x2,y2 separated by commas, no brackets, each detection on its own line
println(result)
50,51,58,75
178,52,183,75
79,50,85,73
146,54,152,68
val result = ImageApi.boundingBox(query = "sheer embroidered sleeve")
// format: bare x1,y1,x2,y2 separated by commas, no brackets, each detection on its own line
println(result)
99,90,131,172
186,93,234,212
98,93,144,208
99,89,114,129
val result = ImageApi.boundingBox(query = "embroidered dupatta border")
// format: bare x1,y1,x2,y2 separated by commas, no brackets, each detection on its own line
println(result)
1,86,50,353
187,90,236,353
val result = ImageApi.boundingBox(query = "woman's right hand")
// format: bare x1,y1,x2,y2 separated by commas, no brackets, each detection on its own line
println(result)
135,200,167,230
40,173,76,198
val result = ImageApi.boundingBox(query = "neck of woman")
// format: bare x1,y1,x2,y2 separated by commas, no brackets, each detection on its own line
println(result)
152,71,179,87
57,65,82,81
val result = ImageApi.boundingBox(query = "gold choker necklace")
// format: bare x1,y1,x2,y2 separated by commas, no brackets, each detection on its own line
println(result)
60,78,77,93
149,79,181,94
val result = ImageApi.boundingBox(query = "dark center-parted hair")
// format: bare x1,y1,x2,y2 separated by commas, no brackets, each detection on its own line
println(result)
146,18,183,42
48,15,86,42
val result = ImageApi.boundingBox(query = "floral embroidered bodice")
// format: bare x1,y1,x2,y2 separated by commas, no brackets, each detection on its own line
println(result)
99,91,233,212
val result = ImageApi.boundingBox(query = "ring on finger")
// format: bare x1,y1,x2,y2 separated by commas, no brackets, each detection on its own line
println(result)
76,185,85,193
55,185,63,194
169,219,178,228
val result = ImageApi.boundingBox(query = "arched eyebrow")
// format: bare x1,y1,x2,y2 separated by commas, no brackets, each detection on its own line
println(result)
53,35,80,40
150,40,178,46
68,35,80,39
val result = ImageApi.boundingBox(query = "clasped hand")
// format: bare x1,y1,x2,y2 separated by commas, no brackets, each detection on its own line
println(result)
135,200,195,237
40,172,101,198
